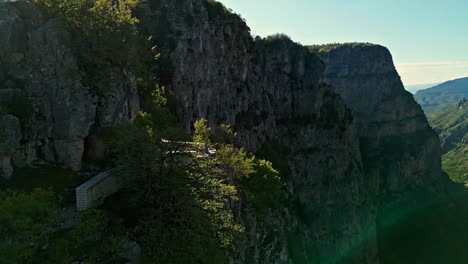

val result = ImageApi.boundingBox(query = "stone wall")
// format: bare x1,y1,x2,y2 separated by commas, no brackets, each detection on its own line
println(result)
75,170,121,211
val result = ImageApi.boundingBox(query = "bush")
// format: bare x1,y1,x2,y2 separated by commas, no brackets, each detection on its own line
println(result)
241,160,286,214
33,0,154,94
0,188,60,264
193,118,212,144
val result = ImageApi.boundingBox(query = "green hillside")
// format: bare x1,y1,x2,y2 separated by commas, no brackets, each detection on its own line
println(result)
442,145,468,183
429,99,468,182
415,77,468,115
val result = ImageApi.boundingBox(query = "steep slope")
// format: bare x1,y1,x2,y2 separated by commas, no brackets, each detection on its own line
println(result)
138,2,447,263
313,43,443,194
429,98,468,182
0,0,450,263
313,43,458,264
137,2,372,262
414,77,468,114
0,0,140,178
430,98,468,153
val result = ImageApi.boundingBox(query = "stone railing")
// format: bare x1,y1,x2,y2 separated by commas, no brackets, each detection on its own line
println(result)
75,141,216,211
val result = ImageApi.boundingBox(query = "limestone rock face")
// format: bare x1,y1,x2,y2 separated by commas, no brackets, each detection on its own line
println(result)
0,0,447,263
138,2,446,263
0,1,139,171
0,115,21,178
314,44,444,194
138,1,374,263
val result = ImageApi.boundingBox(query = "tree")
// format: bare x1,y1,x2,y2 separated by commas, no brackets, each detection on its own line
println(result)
216,144,255,180
0,188,60,264
193,118,212,144
0,188,128,263
213,124,238,145
241,160,286,214
33,0,154,94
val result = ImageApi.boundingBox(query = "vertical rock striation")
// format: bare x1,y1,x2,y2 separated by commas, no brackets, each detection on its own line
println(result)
137,1,377,263
0,0,448,263
0,0,139,174
313,44,444,195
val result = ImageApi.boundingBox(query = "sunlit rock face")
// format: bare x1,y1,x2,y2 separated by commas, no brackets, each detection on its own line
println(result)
0,1,139,172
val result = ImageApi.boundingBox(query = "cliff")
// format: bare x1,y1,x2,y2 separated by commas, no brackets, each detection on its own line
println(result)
0,0,448,263
0,0,139,178
312,44,443,194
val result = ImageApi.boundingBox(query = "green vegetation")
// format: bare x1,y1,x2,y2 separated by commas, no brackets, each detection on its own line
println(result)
241,159,286,214
429,99,467,182
264,33,292,42
308,42,377,53
193,118,212,144
442,145,468,183
33,0,155,94
0,189,128,263
204,0,234,20
1,167,84,203
415,77,468,115
103,114,287,262
0,188,60,264
4,1,289,261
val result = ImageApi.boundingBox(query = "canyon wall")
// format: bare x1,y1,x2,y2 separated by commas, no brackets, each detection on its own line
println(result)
0,0,447,263
0,0,139,177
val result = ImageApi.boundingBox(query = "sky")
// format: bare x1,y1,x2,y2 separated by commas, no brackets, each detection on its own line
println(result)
217,0,468,86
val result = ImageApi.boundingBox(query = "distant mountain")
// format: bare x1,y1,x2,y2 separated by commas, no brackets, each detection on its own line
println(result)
429,98,468,182
414,77,468,115
405,82,441,94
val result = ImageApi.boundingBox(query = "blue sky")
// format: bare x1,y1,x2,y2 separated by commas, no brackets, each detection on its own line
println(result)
218,0,468,86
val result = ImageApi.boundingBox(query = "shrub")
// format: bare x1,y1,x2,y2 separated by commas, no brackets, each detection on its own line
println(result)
241,159,286,214
33,0,154,94
0,188,60,263
193,118,212,144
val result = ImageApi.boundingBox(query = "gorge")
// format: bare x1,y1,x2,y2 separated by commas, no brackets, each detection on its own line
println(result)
0,0,463,263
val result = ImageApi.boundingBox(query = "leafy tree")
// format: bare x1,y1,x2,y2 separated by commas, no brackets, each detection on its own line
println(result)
47,209,128,263
188,155,244,248
216,144,255,180
193,118,212,144
108,116,247,261
241,160,287,214
0,188,60,264
213,124,238,145
135,216,227,263
0,188,128,263
33,0,155,94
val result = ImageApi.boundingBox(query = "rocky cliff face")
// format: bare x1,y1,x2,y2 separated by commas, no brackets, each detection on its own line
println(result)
0,0,139,177
313,44,443,195
137,1,375,263
0,0,447,263
137,1,446,263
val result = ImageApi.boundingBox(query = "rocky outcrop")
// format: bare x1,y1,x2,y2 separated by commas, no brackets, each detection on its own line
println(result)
0,115,21,178
313,44,444,195
138,2,446,263
0,0,447,263
0,0,139,174
137,1,373,263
